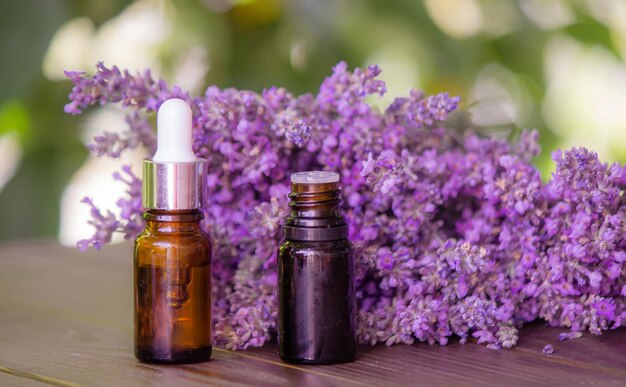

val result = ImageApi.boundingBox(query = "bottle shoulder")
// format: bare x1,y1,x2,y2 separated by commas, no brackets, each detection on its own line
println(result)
135,227,212,267
279,239,353,255
135,228,211,245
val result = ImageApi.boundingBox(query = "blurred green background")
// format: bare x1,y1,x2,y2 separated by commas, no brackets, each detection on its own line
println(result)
1,0,626,244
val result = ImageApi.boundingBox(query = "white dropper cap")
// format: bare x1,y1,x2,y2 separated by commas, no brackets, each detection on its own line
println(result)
142,98,206,210
152,98,197,162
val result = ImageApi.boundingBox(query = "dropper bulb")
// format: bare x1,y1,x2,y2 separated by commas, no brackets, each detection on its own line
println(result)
152,98,197,162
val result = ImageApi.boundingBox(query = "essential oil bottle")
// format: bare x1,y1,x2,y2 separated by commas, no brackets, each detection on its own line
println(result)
278,171,356,365
134,99,212,364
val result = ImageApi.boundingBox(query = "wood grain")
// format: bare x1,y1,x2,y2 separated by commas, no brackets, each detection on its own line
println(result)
0,240,625,386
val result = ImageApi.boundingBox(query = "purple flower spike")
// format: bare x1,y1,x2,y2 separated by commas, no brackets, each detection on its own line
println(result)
65,62,626,351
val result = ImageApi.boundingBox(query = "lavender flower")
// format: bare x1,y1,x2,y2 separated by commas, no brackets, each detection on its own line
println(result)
559,331,583,341
66,62,626,351
77,165,143,251
247,198,286,239
88,113,156,157
76,197,119,251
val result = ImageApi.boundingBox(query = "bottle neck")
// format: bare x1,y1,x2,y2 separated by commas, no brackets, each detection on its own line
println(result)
284,181,347,241
289,181,343,219
144,209,204,233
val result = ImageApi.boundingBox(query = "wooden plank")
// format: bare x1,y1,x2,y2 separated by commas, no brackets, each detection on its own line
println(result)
1,240,625,386
246,336,626,386
0,241,350,386
0,306,353,387
515,322,626,372
0,240,132,332
0,369,61,387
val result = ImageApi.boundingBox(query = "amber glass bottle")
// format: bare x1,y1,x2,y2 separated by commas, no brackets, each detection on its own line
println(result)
134,98,212,364
278,171,356,365
134,209,212,364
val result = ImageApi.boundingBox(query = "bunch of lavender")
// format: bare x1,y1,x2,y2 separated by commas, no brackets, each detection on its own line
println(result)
65,62,626,350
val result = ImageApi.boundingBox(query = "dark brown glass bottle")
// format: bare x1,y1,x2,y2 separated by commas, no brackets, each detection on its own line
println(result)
134,210,212,364
278,171,356,365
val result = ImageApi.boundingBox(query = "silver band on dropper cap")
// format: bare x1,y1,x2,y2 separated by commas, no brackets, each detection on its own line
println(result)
142,158,207,210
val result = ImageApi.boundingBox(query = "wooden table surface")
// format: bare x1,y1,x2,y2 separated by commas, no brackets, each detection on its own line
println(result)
0,240,624,386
